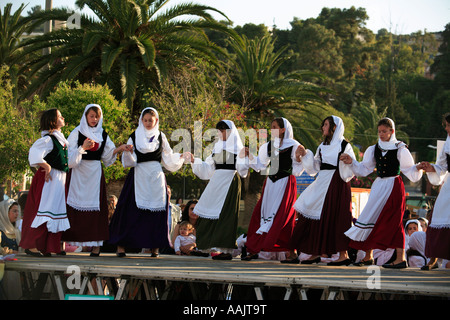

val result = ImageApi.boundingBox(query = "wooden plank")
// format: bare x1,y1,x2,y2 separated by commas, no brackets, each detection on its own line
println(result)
5,253,450,298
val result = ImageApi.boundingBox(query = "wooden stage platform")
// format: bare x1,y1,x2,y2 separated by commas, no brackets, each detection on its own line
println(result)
3,252,450,300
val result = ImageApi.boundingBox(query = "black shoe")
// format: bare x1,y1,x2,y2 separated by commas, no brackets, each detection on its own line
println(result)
301,257,321,264
190,250,209,257
353,259,374,266
382,261,407,269
327,258,351,266
57,251,66,256
212,253,232,260
280,258,300,264
25,249,43,257
242,253,258,261
421,263,438,271
90,252,100,257
116,252,126,258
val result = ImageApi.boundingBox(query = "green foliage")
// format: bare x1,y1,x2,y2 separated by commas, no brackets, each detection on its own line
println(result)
0,65,44,182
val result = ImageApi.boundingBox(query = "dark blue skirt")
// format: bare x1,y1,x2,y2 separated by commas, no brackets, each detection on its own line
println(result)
108,167,171,249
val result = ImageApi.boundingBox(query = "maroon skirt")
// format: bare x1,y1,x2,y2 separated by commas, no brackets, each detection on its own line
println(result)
62,168,110,244
246,175,297,254
349,176,406,251
425,209,450,260
19,168,64,254
289,170,352,256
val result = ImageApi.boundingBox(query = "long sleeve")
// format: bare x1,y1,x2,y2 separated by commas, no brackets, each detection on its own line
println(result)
291,144,305,176
339,142,356,182
28,136,54,167
67,130,86,169
398,147,422,182
301,148,321,176
427,148,448,185
350,145,376,177
160,133,184,172
101,136,117,167
191,155,216,180
174,236,182,252
121,137,137,168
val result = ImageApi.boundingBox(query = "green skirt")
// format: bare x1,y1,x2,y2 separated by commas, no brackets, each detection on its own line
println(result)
196,172,241,250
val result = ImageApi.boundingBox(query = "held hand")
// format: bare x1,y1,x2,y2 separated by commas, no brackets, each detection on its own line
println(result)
419,161,435,172
295,145,306,158
82,138,95,150
339,153,353,165
123,144,133,153
182,152,194,163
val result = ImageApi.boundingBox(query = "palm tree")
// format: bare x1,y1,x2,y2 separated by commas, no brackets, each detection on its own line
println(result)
20,0,235,113
0,3,52,103
226,34,329,121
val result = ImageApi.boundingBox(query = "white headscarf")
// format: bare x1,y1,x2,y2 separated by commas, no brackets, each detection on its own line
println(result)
0,199,21,242
319,115,345,166
78,104,104,143
273,118,298,150
377,117,406,151
135,107,160,153
212,120,244,155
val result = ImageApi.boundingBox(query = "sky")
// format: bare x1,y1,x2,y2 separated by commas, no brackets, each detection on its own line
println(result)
7,0,450,34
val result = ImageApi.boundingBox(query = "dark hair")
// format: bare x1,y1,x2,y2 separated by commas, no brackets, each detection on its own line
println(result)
8,201,19,211
216,120,230,130
181,199,198,222
39,108,59,132
321,116,336,145
443,112,450,126
272,117,285,146
142,108,157,118
85,105,101,118
377,118,394,129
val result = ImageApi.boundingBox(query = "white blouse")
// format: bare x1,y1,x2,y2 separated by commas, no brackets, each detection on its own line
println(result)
122,132,184,211
66,129,117,211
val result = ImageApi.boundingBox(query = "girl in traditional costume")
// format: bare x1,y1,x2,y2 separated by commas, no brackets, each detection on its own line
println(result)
184,120,248,260
62,104,131,256
286,115,356,265
342,118,423,268
108,108,184,257
240,117,304,261
420,113,450,270
20,109,70,256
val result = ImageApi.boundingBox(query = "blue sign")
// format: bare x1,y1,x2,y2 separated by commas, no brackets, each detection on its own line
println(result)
296,171,316,195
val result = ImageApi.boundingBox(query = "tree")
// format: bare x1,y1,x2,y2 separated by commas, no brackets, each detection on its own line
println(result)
0,65,45,184
0,3,52,103
226,34,328,121
20,0,236,113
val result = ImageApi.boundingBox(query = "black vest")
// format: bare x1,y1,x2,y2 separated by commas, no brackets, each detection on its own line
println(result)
77,130,108,161
212,150,237,170
319,140,348,170
267,141,293,182
43,134,69,173
447,153,450,170
130,131,163,163
374,143,401,178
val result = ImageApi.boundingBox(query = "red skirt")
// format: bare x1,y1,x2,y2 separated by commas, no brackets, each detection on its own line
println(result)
349,176,405,251
425,209,450,260
246,175,297,254
19,168,63,254
62,169,109,244
289,170,352,256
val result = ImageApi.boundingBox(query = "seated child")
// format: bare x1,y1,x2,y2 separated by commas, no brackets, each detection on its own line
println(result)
174,221,198,255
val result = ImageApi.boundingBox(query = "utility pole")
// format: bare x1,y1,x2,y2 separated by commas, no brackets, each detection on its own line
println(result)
43,0,53,55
